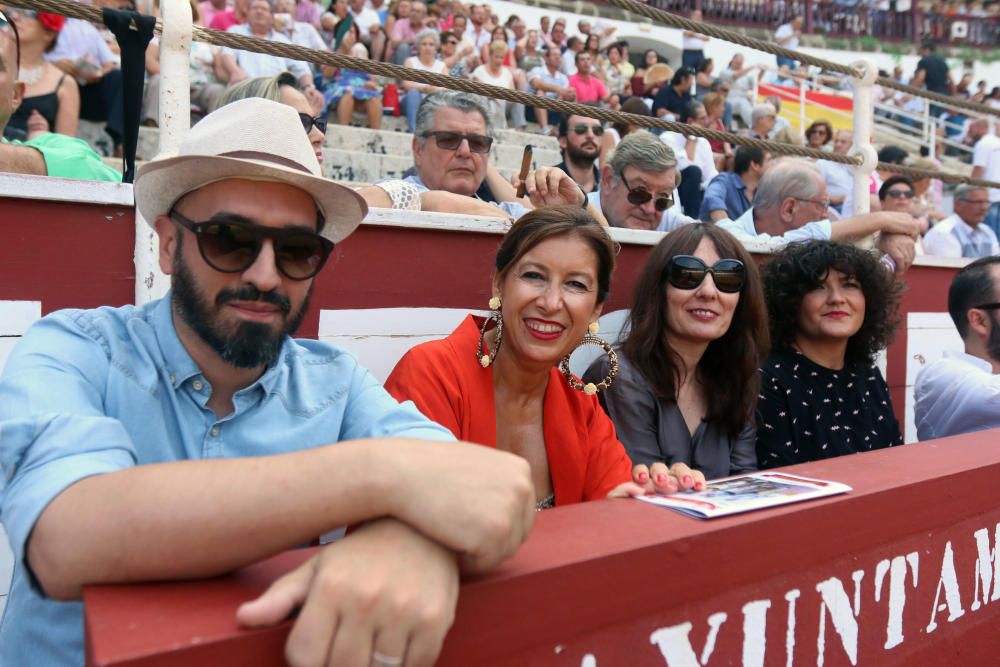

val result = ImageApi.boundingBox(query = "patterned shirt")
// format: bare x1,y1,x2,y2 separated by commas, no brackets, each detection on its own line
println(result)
755,347,903,469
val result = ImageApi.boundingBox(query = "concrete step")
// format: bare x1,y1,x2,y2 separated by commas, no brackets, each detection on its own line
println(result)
324,125,414,155
323,149,411,183
494,128,560,151
492,143,561,170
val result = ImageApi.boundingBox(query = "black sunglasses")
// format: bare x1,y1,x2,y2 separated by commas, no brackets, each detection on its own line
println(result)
664,255,746,293
885,189,914,199
422,130,493,154
298,112,328,134
973,303,1000,311
170,210,333,280
571,124,604,136
0,9,20,71
619,171,673,211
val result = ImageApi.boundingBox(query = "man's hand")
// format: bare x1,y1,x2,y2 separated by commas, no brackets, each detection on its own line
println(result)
874,211,920,238
877,232,916,275
237,519,458,667
384,440,535,574
514,166,586,208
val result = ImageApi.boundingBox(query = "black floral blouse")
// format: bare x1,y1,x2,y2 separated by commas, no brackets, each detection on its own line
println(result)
755,347,903,469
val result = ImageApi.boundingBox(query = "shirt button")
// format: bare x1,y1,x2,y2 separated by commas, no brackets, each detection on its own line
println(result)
169,374,176,385
193,380,204,391
210,426,220,437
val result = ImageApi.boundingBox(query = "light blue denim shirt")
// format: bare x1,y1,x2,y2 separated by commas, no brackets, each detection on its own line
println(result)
0,295,454,666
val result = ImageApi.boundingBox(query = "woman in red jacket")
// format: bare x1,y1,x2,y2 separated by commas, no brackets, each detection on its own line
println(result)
386,207,705,509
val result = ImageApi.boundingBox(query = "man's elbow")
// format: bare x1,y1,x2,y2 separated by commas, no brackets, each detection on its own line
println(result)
26,531,84,601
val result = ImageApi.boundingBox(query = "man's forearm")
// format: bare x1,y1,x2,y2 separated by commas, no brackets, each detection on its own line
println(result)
28,439,393,600
0,142,47,176
829,213,886,240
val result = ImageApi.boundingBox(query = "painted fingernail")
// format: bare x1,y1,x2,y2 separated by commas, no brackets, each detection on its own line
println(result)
638,472,649,482
656,473,667,484
683,475,693,486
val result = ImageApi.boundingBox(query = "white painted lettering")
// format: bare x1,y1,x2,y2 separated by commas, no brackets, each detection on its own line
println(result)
971,523,1000,611
784,589,800,667
874,552,919,649
815,570,865,666
926,540,965,633
741,600,771,667
649,612,728,667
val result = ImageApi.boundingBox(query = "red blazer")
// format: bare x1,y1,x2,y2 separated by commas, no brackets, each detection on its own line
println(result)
385,315,633,506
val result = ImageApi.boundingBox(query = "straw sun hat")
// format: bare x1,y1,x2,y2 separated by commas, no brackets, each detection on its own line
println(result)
135,98,367,244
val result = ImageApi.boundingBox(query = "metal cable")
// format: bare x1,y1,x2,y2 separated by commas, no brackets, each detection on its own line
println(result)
7,0,1000,190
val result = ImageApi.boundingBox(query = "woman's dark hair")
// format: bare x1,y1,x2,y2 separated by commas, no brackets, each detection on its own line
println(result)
805,119,833,144
695,57,713,74
611,96,650,137
620,224,769,436
763,241,903,365
495,206,616,304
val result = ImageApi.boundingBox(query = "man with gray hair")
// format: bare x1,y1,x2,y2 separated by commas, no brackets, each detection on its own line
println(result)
739,102,776,140
923,185,999,258
383,91,588,219
719,158,920,272
589,131,693,231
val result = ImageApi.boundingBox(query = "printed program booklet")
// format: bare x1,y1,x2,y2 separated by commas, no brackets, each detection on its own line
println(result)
636,472,852,519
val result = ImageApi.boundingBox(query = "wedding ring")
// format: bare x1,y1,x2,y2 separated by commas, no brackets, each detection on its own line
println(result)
372,651,404,666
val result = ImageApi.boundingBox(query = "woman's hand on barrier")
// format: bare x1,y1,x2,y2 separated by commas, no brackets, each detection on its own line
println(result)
236,518,458,667
609,463,707,498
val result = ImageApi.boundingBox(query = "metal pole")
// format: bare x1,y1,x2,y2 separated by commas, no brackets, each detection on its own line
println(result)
849,58,878,217
799,78,807,138
135,0,191,306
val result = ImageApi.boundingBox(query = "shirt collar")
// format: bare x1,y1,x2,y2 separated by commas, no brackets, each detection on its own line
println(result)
943,350,996,373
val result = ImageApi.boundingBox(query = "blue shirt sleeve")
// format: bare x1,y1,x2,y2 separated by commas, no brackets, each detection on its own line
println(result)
699,177,729,221
0,313,137,572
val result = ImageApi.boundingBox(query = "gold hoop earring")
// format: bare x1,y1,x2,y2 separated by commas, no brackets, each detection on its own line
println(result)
477,297,503,368
560,334,617,395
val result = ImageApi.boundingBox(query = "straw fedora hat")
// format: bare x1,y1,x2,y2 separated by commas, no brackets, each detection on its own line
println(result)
643,63,674,89
135,98,367,244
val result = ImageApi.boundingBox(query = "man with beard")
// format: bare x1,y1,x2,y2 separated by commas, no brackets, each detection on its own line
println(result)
914,256,1000,440
554,114,602,194
0,98,535,667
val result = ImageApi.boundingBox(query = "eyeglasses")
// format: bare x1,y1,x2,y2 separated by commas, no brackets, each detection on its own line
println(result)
169,210,333,280
973,303,1000,311
885,189,914,199
571,124,604,136
298,112,328,135
0,9,19,71
664,255,746,293
422,130,493,154
793,196,831,209
5,8,38,19
445,39,458,45
619,171,673,211
959,198,993,206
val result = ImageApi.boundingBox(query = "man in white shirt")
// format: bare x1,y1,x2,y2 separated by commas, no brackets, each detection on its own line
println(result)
914,256,1000,440
718,159,918,272
971,120,1000,238
924,185,1000,259
660,102,716,216
560,36,582,76
817,129,854,214
527,46,574,133
774,15,802,69
219,0,315,90
464,4,491,50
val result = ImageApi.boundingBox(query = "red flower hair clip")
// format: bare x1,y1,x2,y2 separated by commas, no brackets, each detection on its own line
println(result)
38,13,66,33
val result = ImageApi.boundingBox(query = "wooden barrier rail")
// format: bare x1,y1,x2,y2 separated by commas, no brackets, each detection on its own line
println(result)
84,430,1000,666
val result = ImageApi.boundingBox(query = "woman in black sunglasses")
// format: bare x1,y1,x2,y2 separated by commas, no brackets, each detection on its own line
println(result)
585,224,769,480
756,241,904,469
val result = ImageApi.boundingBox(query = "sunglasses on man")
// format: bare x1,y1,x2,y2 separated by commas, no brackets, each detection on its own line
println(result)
885,189,914,199
664,255,747,293
422,131,494,154
619,171,673,212
169,210,333,280
571,124,604,136
0,9,21,70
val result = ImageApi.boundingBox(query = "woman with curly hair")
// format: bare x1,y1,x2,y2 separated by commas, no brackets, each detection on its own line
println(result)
756,241,905,469
584,223,770,480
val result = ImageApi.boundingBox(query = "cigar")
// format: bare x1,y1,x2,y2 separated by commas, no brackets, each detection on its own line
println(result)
515,144,533,198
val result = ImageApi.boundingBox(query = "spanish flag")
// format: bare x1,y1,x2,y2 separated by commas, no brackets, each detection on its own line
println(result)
759,84,854,133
